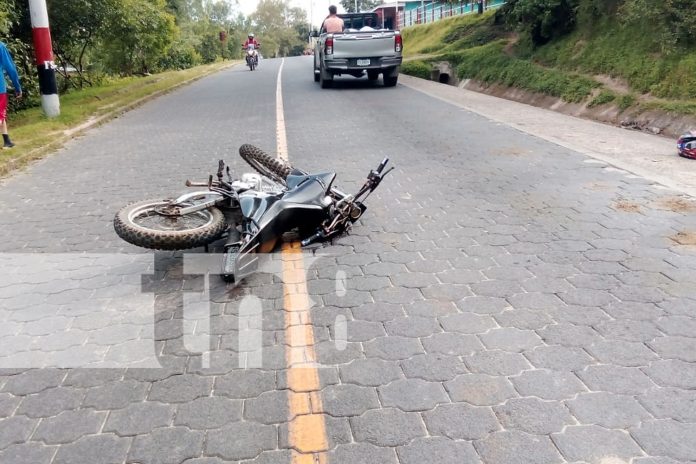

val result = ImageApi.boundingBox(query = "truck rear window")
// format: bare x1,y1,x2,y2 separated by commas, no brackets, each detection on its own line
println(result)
340,13,379,30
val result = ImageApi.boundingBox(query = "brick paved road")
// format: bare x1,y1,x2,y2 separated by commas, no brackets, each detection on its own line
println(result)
0,56,696,463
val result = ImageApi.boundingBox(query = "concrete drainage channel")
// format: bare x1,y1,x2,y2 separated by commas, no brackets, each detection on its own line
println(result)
430,62,459,86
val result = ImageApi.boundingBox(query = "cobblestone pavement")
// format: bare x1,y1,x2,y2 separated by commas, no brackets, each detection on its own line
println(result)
0,56,695,463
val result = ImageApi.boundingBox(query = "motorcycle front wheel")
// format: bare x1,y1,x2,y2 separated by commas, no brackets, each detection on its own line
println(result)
239,144,294,186
114,200,227,250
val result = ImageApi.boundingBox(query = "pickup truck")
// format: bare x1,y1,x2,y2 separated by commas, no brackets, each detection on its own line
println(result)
313,13,403,88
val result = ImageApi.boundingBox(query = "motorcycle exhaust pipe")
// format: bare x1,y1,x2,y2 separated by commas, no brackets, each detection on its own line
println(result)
301,230,325,247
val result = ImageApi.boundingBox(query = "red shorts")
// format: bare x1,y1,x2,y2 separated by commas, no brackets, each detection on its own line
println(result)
0,93,7,121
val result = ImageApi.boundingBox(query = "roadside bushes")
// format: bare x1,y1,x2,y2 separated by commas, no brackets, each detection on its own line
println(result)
401,61,432,80
654,55,696,99
499,0,579,46
451,41,599,102
620,0,696,52
587,90,616,108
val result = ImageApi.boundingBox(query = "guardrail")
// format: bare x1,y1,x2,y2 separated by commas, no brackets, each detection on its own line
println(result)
399,0,506,29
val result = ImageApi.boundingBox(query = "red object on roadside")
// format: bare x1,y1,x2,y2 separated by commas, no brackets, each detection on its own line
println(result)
677,131,696,160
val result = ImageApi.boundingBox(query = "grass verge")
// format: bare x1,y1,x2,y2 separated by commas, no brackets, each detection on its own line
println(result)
1,61,236,176
400,9,696,120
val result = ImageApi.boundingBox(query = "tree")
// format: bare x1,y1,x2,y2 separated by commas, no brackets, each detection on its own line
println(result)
0,0,39,111
339,0,381,13
47,0,120,88
249,0,308,57
500,0,579,46
102,0,178,74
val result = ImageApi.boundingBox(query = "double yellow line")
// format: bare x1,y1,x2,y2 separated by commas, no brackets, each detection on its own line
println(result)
276,59,330,464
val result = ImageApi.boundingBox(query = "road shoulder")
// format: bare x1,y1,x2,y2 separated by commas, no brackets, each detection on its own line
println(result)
401,74,696,198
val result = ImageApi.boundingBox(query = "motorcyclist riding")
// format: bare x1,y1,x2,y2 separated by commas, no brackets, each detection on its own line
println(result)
242,33,260,66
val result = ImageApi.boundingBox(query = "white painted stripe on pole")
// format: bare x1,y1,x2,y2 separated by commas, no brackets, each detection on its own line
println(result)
276,59,288,162
41,94,60,118
28,0,50,27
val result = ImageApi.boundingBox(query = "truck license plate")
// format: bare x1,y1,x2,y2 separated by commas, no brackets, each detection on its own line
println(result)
357,59,370,66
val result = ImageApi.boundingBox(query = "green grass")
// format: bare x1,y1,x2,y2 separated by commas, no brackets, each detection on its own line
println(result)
446,41,600,103
1,61,233,174
400,9,696,116
617,94,636,112
588,90,617,108
641,100,696,116
401,60,432,80
402,10,503,58
531,17,696,100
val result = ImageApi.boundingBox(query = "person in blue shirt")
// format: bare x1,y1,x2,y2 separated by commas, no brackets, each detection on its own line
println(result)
0,41,22,149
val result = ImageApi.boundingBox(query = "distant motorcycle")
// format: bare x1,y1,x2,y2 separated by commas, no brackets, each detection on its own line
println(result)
113,145,393,284
245,44,258,71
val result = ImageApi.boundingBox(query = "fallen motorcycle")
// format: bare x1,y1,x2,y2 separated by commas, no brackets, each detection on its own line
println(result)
113,145,393,283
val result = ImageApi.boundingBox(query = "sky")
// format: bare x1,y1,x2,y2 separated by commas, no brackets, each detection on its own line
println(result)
236,0,347,29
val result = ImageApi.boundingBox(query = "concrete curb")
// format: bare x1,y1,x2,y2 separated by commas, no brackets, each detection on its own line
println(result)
0,61,240,178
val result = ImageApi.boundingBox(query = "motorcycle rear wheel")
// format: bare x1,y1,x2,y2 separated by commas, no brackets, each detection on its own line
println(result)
114,200,227,250
239,144,293,186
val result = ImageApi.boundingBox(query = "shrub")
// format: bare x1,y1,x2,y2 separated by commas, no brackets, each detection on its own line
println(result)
454,41,599,102
617,94,636,111
501,0,579,46
401,60,432,80
588,90,617,107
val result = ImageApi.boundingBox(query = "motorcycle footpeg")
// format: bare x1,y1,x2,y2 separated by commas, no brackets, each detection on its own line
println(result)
222,245,240,283
224,228,241,247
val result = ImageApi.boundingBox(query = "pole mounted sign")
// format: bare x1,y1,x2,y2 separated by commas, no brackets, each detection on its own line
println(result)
28,0,60,118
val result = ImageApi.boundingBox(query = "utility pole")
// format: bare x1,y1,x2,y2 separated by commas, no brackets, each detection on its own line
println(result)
28,0,59,117
309,0,313,42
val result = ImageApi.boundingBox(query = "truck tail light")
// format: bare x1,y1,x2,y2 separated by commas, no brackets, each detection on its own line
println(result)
395,33,402,52
325,36,334,55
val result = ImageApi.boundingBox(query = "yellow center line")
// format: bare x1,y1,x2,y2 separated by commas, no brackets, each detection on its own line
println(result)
276,59,289,163
276,59,330,464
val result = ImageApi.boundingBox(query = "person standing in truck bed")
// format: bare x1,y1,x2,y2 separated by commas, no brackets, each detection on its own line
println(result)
322,5,344,33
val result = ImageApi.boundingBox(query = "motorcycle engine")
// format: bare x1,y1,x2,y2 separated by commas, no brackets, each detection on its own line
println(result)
241,173,262,190
232,173,283,194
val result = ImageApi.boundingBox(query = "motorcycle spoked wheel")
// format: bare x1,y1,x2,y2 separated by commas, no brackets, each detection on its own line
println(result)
239,144,294,186
114,200,227,250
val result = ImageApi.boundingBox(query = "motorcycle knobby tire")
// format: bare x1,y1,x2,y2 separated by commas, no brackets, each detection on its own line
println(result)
239,144,293,186
114,200,227,250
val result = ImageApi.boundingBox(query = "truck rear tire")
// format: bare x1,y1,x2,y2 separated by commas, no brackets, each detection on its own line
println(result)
314,70,320,82
384,75,398,87
319,62,333,88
